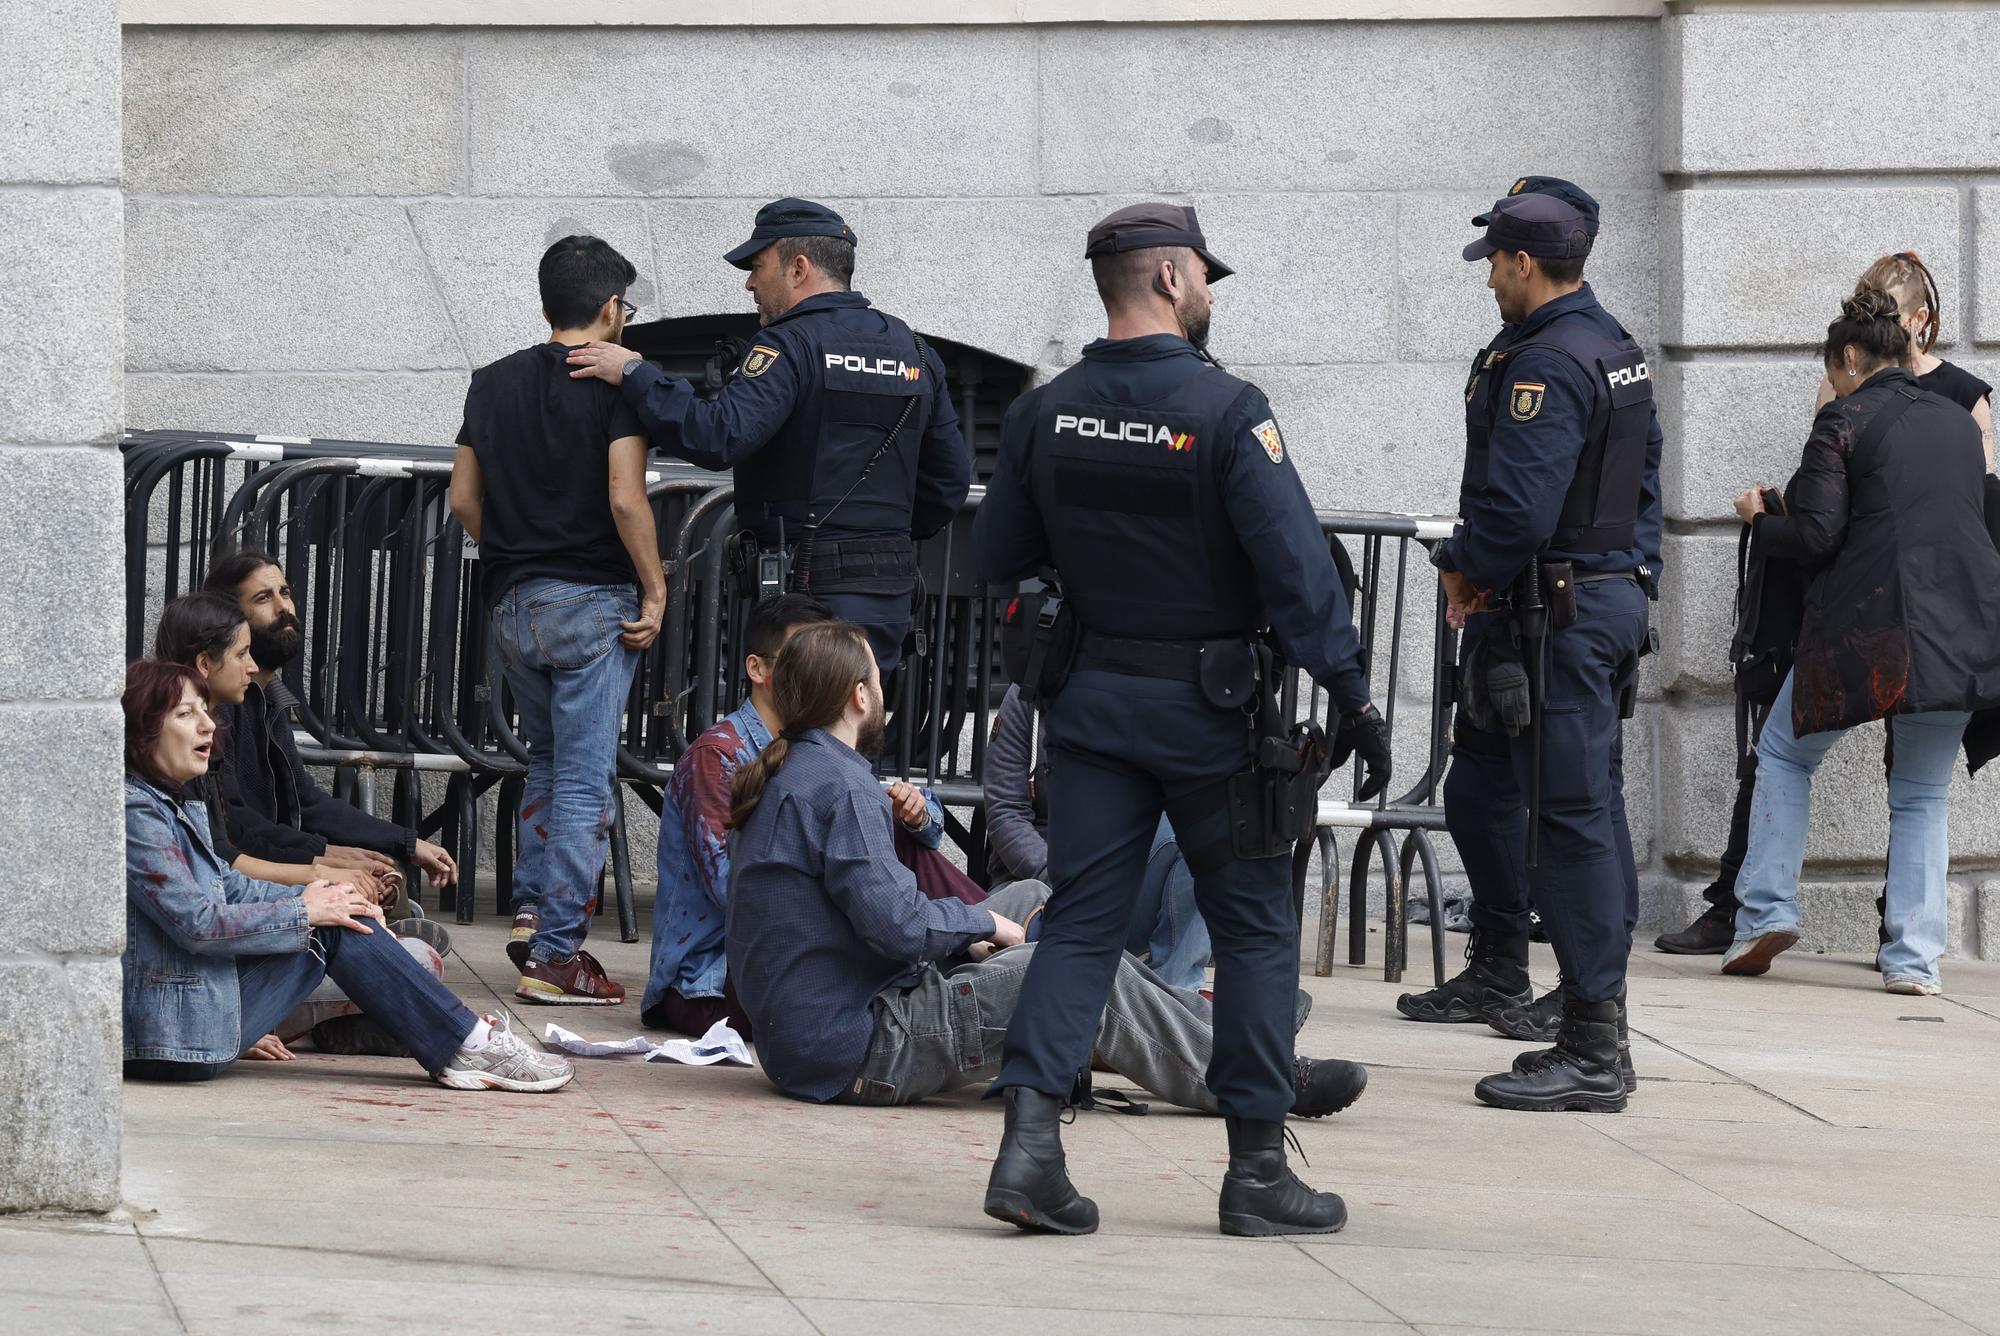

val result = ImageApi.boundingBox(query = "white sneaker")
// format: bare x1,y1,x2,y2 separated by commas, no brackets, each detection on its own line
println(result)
432,1012,574,1092
1884,976,1943,997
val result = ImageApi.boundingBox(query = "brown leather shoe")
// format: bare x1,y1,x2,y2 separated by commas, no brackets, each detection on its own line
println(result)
1654,903,1734,955
516,950,625,1006
506,908,540,971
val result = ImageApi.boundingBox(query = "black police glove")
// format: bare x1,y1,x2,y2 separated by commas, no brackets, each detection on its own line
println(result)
1485,655,1532,737
1336,703,1392,803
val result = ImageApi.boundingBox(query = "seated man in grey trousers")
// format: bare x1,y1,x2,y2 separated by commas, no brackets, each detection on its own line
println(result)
724,619,1364,1115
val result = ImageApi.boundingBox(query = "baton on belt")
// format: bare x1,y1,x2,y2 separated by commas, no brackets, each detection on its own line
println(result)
1515,562,1549,869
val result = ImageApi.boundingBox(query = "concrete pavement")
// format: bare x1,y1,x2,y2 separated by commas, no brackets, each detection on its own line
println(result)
7,912,2000,1335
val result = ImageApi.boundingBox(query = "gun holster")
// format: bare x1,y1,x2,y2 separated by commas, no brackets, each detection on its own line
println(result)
1226,722,1330,861
1000,583,1077,704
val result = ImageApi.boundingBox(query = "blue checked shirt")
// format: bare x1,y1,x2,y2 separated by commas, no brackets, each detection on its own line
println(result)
725,729,994,1102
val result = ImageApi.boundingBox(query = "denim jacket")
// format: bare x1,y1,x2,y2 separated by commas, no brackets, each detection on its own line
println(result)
123,776,311,1063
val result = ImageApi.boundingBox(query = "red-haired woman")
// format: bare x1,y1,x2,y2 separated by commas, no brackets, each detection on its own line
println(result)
120,660,571,1089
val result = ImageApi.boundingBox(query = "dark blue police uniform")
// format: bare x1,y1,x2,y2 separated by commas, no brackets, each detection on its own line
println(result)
618,200,971,675
1422,182,1663,1112
975,219,1377,1130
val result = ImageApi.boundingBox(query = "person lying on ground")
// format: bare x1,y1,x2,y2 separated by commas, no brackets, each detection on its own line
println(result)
723,621,1363,1115
120,659,569,1091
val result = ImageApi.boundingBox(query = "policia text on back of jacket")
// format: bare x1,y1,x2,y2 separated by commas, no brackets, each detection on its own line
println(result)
971,202,1394,1241
567,198,973,677
1404,177,1664,1116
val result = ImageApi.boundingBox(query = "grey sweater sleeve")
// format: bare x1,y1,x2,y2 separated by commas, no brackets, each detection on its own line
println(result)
982,686,1049,884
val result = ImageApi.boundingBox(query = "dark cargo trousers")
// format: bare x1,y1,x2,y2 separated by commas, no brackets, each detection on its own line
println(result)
990,669,1301,1123
1443,578,1649,1004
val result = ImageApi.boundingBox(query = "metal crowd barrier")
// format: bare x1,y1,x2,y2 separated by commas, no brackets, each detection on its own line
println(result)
123,428,1459,985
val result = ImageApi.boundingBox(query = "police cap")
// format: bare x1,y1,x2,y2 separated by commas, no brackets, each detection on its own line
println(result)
723,198,857,270
1463,192,1594,263
1084,202,1234,282
1504,175,1600,236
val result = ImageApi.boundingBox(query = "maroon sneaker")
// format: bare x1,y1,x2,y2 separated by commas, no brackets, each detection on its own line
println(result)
506,908,540,971
516,950,625,1006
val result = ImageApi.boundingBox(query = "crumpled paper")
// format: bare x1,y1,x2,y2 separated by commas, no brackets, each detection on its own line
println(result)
541,1017,752,1067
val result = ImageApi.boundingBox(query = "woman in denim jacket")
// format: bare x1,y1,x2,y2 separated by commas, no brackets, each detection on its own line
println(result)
121,659,572,1091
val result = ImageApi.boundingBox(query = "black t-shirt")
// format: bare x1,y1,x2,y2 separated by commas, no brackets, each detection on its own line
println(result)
1920,359,1993,414
457,343,646,604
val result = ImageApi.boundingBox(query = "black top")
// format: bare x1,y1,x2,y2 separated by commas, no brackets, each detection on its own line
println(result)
1919,359,1993,414
458,342,645,604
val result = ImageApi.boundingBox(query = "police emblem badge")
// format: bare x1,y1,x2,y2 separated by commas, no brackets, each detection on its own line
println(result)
1253,418,1284,463
1510,178,1527,195
742,344,781,379
1510,381,1545,422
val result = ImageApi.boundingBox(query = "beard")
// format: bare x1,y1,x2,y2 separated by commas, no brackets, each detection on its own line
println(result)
249,613,303,671
854,687,887,759
1179,296,1213,351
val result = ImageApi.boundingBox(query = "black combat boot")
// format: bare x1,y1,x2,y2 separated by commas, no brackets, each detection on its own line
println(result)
1474,994,1627,1113
1395,929,1532,1024
1485,981,1564,1042
1290,1056,1369,1118
1216,1118,1347,1237
1510,986,1636,1093
984,1088,1099,1235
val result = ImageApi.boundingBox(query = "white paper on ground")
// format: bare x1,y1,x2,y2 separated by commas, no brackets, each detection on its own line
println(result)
541,1018,751,1067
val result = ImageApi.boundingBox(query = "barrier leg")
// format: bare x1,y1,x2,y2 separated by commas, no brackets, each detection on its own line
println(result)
608,781,638,944
1311,828,1342,977
1400,829,1448,988
495,773,522,920
1378,830,1406,984
455,773,480,928
1348,834,1372,968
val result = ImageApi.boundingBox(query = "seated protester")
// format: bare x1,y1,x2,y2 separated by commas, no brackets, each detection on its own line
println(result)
155,593,448,1057
643,594,968,1038
120,660,569,1090
725,622,1364,1114
200,548,459,898
985,684,1210,989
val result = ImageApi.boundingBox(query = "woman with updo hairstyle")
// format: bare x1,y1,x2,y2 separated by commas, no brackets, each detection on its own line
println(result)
1720,289,2000,995
1814,251,1993,467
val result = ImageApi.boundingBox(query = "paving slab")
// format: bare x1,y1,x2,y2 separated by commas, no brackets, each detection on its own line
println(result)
0,1221,181,1336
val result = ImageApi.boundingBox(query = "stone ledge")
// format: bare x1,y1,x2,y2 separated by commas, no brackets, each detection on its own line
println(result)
0,961,120,1213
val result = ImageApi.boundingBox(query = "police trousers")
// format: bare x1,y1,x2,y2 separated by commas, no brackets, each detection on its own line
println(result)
990,669,1300,1123
1444,578,1648,1004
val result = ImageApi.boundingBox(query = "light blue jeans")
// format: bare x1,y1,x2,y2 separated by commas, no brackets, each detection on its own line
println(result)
1736,671,1968,985
1129,815,1212,991
492,577,640,964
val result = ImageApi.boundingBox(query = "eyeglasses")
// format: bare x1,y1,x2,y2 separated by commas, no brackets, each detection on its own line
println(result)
617,298,639,321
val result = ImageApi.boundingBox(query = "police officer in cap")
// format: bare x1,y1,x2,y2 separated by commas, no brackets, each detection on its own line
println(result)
973,203,1393,1237
569,198,971,676
1401,178,1662,1113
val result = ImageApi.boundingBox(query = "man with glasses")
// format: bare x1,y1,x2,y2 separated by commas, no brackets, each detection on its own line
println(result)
566,198,971,678
449,234,667,1006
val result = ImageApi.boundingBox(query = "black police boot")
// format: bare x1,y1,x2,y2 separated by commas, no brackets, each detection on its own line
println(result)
1216,1118,1346,1237
1654,899,1735,955
983,1088,1099,1235
1290,1056,1368,1118
1485,981,1564,1042
1394,930,1532,1024
1511,987,1636,1093
1474,995,1627,1113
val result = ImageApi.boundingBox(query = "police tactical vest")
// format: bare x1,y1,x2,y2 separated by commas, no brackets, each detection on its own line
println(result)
1027,362,1262,639
734,309,931,538
1460,310,1652,557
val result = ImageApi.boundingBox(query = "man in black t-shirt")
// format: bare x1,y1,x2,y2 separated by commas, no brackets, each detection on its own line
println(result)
450,235,666,1006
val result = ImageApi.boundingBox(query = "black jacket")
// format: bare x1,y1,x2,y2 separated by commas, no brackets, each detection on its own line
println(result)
214,680,413,862
1755,368,2000,738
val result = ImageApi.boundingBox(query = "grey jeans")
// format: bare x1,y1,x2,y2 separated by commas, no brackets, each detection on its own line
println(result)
841,880,1224,1110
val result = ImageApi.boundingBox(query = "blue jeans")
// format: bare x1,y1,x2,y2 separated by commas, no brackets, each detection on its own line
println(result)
1737,671,1968,985
1128,815,1211,990
124,925,476,1080
492,578,640,963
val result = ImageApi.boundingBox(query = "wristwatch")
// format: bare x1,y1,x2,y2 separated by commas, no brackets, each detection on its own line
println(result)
621,357,645,380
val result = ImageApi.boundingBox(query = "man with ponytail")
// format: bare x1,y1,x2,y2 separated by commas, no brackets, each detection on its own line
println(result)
723,622,1359,1143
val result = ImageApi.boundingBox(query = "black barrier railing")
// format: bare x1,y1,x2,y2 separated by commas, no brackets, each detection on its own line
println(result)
123,428,1459,986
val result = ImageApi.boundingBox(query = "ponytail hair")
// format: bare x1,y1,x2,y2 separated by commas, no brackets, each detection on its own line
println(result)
728,621,876,829
1857,250,1941,354
1821,287,1910,374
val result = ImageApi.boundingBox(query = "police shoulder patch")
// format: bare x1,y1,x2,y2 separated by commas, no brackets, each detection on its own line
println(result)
741,344,782,379
1252,418,1284,464
1509,381,1545,423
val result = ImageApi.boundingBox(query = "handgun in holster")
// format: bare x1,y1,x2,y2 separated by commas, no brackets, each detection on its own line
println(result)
1226,643,1332,860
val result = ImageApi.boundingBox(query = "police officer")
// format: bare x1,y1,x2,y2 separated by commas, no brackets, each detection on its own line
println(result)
568,198,971,676
1401,178,1662,1113
973,203,1393,1238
